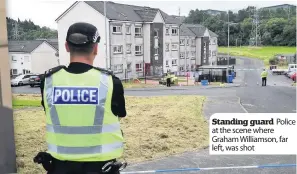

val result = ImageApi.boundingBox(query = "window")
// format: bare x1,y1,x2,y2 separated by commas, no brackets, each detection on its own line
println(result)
112,64,123,73
11,69,17,75
172,28,178,35
180,52,185,59
186,39,189,45
180,39,185,45
112,26,122,33
165,43,169,52
179,66,184,71
126,44,131,53
165,28,169,35
24,56,29,62
135,27,142,37
172,59,177,66
136,63,143,72
154,30,158,37
126,26,131,34
212,51,217,56
166,60,169,67
135,45,142,55
113,45,123,54
155,48,158,55
204,42,207,47
213,39,217,45
171,44,178,51
11,56,17,62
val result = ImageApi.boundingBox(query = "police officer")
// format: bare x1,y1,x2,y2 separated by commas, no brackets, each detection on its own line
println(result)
34,22,127,174
261,68,268,86
166,73,171,87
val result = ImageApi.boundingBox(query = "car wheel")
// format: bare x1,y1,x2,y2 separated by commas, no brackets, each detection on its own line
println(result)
30,84,34,87
18,82,23,86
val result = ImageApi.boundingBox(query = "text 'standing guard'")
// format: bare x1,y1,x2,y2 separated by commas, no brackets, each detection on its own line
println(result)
209,113,297,155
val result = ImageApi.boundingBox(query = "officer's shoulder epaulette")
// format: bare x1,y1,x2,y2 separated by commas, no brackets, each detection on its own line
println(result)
93,67,114,76
44,65,66,77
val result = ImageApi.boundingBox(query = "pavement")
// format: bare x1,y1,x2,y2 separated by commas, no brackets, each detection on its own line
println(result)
122,57,296,174
11,57,297,174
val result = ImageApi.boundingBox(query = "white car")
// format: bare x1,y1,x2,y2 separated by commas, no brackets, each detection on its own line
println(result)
11,74,35,86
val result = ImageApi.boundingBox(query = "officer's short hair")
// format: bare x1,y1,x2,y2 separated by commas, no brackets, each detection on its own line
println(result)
66,22,101,55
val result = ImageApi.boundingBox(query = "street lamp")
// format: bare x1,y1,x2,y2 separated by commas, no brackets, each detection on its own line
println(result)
226,10,238,66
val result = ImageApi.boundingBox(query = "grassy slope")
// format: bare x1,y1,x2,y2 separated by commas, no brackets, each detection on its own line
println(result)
13,94,208,174
218,46,296,65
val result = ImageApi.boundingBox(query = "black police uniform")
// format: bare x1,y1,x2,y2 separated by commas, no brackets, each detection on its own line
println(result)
35,22,126,174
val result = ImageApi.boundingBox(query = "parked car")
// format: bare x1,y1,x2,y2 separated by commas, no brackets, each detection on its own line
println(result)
29,74,43,87
290,72,296,82
286,70,296,78
11,74,35,86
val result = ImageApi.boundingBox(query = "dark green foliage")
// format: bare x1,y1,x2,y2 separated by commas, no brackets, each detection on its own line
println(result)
184,6,296,46
6,17,57,41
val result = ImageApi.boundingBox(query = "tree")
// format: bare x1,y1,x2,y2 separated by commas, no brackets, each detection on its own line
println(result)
6,17,57,41
183,5,296,46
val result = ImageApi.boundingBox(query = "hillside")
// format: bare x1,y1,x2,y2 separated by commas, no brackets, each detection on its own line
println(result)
6,17,57,41
184,6,296,47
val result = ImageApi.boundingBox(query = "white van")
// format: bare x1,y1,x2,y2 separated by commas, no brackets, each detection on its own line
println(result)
288,64,297,72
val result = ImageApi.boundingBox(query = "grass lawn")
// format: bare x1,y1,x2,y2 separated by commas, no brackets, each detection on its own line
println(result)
13,94,208,174
122,82,159,88
218,46,296,65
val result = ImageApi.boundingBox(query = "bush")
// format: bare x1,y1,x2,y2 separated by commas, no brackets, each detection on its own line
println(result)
269,56,278,65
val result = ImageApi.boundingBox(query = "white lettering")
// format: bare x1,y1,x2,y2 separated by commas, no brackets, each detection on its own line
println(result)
81,90,89,102
89,90,97,103
54,90,62,102
70,90,77,102
77,90,81,102
62,90,70,101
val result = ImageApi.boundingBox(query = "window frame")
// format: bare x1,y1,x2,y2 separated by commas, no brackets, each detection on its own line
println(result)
113,45,123,54
112,26,122,34
135,45,143,56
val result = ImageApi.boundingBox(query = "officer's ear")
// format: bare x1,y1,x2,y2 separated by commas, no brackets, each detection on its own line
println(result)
65,42,70,53
93,43,98,56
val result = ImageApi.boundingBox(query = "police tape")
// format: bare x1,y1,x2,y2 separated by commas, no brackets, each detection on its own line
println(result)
120,163,296,173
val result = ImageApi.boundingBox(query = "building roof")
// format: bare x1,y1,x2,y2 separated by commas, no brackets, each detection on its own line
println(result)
203,9,226,13
209,30,218,37
8,39,58,53
57,1,180,24
261,4,296,9
180,24,218,38
180,24,195,36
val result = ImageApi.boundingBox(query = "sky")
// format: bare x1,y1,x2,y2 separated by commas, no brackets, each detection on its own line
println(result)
6,0,297,30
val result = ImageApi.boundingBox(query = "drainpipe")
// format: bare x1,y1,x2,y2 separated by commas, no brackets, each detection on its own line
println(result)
178,23,181,76
109,20,112,70
142,22,145,78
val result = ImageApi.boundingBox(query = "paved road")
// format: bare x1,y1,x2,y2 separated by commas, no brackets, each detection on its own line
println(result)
12,57,296,174
123,58,296,174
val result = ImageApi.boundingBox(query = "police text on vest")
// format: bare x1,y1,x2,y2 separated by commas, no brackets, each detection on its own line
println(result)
53,87,99,105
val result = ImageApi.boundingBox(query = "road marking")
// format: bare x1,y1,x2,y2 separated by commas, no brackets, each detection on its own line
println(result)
237,97,248,113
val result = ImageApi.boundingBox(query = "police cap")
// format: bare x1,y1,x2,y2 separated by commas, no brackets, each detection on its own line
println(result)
66,22,101,46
